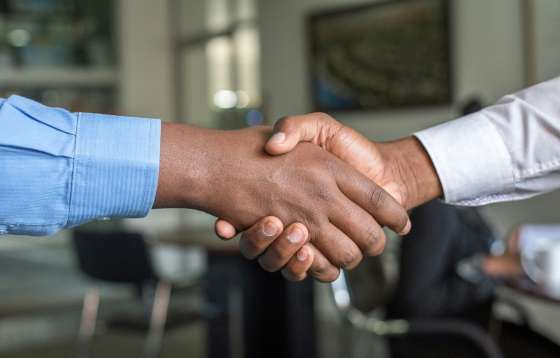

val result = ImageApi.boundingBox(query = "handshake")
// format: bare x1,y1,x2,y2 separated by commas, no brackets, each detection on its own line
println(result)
155,113,442,282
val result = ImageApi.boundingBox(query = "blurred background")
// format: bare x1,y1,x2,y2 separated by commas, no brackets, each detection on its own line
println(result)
0,0,559,357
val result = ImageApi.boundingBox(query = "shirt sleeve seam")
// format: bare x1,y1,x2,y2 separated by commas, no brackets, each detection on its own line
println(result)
516,158,560,178
0,223,64,227
65,112,80,227
452,157,560,206
453,191,539,206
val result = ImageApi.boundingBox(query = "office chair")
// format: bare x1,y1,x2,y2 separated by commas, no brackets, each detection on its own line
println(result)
73,231,206,358
331,269,504,358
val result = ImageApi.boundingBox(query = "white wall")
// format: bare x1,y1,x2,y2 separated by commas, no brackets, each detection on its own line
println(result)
118,0,173,120
258,0,560,233
534,0,560,82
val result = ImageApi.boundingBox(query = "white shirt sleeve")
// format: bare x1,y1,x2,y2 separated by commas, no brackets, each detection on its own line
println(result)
415,76,560,206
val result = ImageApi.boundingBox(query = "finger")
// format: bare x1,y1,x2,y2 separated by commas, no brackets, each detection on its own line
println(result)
258,223,309,272
281,245,314,281
266,113,341,155
329,196,387,257
312,224,363,270
336,165,411,235
239,217,284,260
307,244,340,282
215,219,238,240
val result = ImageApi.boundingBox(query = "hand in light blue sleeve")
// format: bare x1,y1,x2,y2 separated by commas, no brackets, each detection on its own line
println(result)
0,95,161,236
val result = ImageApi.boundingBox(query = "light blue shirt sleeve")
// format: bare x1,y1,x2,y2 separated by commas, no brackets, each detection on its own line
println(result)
0,95,161,236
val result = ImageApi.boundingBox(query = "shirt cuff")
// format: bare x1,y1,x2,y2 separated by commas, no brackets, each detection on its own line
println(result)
68,113,161,227
414,112,514,205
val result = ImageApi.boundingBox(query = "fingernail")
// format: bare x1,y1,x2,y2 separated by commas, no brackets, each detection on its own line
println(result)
287,227,304,244
269,132,286,144
297,249,308,261
400,220,412,236
263,221,279,237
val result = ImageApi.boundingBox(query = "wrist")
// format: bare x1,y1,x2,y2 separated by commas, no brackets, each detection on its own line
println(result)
378,136,442,209
154,123,215,209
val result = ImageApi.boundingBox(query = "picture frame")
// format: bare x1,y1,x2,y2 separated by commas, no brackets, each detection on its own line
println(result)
306,0,453,112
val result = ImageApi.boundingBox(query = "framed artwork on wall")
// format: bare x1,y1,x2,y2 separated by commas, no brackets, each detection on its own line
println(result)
307,0,452,112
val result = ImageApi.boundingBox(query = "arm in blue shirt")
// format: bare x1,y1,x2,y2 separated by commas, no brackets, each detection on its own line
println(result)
0,95,161,236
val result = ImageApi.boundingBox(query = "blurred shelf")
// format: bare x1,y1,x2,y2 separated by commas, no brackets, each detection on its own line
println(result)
0,68,119,87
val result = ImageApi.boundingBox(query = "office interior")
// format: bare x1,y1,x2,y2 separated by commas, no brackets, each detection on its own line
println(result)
0,0,560,357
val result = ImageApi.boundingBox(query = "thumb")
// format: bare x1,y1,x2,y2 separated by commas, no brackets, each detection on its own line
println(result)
265,113,340,155
215,219,238,240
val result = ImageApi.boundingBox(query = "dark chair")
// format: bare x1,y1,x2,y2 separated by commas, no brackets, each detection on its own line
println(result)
331,269,504,358
73,231,204,358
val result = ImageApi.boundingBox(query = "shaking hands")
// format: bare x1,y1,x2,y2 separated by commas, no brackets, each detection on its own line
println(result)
154,113,441,283
213,113,442,282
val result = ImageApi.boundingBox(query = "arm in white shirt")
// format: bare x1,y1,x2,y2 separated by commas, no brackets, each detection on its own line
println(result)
415,76,560,206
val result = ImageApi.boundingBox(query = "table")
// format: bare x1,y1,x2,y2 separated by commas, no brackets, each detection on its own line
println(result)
503,276,560,305
158,228,317,358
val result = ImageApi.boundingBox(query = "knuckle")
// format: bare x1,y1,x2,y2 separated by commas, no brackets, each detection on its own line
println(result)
275,116,296,132
258,256,278,272
369,187,387,209
240,233,259,247
239,239,259,259
301,217,319,239
240,231,265,248
309,259,330,276
282,264,306,281
271,246,291,262
364,229,387,256
311,112,334,123
308,219,329,241
396,212,410,231
315,268,340,283
314,184,334,202
334,247,362,270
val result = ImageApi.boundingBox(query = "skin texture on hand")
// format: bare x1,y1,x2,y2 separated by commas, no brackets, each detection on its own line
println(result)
263,113,442,210
155,123,410,281
215,113,443,281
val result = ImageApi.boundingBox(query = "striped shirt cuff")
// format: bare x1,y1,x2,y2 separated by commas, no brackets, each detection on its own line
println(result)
68,112,161,227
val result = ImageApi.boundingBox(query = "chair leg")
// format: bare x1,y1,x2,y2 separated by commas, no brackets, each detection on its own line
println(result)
145,280,172,358
78,287,100,358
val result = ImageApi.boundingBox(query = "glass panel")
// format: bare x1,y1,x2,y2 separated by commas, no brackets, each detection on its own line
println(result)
177,0,262,128
0,0,118,113
0,0,115,68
